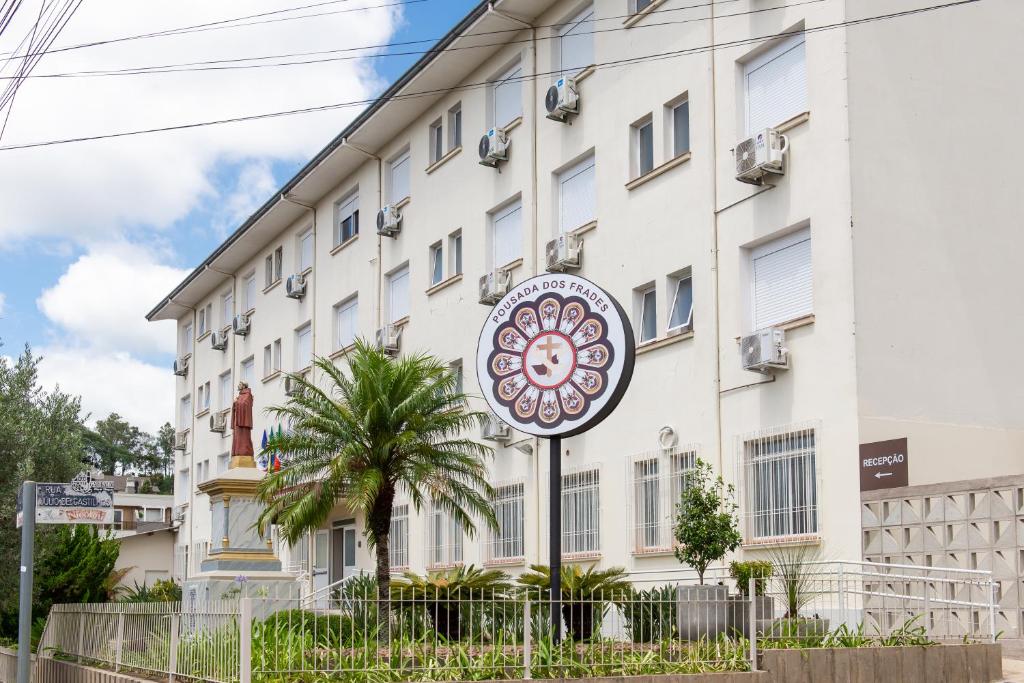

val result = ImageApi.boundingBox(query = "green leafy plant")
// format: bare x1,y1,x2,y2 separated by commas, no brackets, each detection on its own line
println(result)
729,560,773,597
620,585,677,642
768,545,821,618
391,565,513,640
517,564,630,641
673,459,742,585
255,341,499,639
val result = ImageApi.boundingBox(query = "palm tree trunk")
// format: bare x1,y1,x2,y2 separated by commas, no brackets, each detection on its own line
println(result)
375,531,391,643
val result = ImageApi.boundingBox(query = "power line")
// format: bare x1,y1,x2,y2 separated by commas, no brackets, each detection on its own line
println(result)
0,0,982,153
0,0,780,80
0,0,427,59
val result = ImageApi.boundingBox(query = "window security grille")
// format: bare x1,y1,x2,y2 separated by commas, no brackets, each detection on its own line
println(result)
486,482,525,562
629,448,698,553
426,504,463,568
739,424,819,542
390,503,409,569
562,468,601,556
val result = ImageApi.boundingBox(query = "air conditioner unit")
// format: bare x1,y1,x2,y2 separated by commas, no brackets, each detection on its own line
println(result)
478,128,510,167
232,313,251,336
478,268,512,305
545,233,582,272
173,356,189,377
740,327,789,373
545,77,579,122
375,324,401,356
284,375,302,397
481,413,512,443
173,431,188,451
286,274,307,299
209,410,228,433
735,128,788,185
376,205,402,237
172,505,187,523
210,331,228,351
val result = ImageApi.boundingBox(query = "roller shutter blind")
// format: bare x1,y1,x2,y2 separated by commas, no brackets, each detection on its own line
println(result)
493,62,523,128
744,34,807,134
752,228,812,329
559,7,594,77
559,155,595,233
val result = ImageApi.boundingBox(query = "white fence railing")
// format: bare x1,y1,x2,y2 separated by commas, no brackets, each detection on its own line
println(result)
36,562,997,683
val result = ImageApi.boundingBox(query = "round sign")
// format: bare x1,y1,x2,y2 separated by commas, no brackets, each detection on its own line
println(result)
476,273,635,438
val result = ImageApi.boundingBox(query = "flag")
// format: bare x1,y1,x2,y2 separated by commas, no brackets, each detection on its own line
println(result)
275,424,284,471
257,430,269,471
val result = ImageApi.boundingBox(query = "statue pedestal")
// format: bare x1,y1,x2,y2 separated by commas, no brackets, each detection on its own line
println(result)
186,463,298,604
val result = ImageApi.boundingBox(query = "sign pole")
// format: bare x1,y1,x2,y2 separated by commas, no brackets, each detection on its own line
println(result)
17,481,35,683
548,437,561,644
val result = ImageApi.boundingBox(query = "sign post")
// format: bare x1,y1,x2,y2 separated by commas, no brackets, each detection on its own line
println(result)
17,481,35,683
477,274,635,643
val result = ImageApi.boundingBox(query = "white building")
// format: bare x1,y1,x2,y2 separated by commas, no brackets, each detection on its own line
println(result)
148,0,1024,635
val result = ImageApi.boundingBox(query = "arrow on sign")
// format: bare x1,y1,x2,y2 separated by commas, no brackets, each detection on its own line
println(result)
874,472,893,479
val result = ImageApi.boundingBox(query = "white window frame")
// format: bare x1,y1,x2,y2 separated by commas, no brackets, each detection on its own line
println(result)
240,356,255,387
429,241,444,286
334,296,358,351
629,448,697,554
739,424,819,542
429,118,444,165
218,371,233,412
389,149,411,204
243,273,257,313
557,153,596,234
179,395,191,430
295,322,313,371
334,190,359,247
637,285,657,343
632,0,655,14
197,304,212,337
448,230,463,276
426,503,464,569
557,5,595,78
447,102,462,149
220,290,233,330
487,481,525,563
298,228,314,274
632,115,655,178
668,271,694,333
449,358,463,395
388,265,410,323
561,468,601,557
490,198,523,269
749,226,812,329
265,246,283,288
743,32,807,135
198,381,211,412
492,60,523,128
390,503,409,569
667,95,690,158
181,322,193,356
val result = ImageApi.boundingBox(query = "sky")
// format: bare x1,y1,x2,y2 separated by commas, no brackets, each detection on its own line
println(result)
0,0,479,433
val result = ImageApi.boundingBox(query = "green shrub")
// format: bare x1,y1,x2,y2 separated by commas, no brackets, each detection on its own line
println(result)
621,585,677,643
728,561,772,596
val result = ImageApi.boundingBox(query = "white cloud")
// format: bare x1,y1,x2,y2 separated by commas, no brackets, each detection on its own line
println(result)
214,159,278,237
0,0,400,246
35,346,173,433
0,292,6,317
37,243,188,356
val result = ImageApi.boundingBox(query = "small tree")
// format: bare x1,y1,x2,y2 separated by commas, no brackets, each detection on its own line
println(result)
673,459,742,584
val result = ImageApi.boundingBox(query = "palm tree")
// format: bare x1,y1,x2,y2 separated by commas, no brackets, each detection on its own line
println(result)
254,340,497,636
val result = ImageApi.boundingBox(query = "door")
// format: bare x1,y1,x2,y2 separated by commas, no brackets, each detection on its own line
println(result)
330,522,358,585
312,529,329,594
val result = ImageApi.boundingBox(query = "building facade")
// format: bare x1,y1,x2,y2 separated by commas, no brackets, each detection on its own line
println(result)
147,0,1024,635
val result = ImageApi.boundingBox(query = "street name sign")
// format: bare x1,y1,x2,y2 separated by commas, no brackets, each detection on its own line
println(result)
16,472,115,527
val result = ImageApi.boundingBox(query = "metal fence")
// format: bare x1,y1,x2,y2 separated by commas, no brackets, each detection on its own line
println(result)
35,562,997,683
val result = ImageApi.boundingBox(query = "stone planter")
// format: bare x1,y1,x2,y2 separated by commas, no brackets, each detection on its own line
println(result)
727,594,775,638
676,584,732,640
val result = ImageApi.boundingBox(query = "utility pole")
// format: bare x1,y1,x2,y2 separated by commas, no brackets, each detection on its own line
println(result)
17,481,36,683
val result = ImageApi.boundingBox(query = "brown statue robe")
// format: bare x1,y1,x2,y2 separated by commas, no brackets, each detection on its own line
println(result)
231,387,255,457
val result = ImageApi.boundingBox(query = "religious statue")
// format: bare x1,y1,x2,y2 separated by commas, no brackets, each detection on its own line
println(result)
231,381,255,465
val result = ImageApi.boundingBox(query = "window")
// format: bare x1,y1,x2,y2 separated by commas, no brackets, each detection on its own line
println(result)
426,504,463,568
741,425,818,541
296,323,312,370
448,103,462,149
221,290,233,329
557,154,596,233
218,371,232,411
562,469,600,555
197,304,212,337
633,117,654,177
744,32,807,134
492,61,523,128
429,242,444,286
633,0,655,13
113,509,123,530
490,199,522,268
179,395,191,430
335,192,359,246
450,359,463,394
178,468,190,497
668,273,694,332
334,297,358,351
630,449,696,553
390,504,409,568
449,230,463,276
263,338,282,377
638,286,657,343
197,381,211,412
429,119,444,165
181,322,193,356
558,5,594,77
389,149,411,203
487,482,525,562
265,246,283,288
243,274,257,312
240,357,255,387
298,229,314,273
670,98,690,158
217,452,229,474
750,227,812,329
388,265,410,322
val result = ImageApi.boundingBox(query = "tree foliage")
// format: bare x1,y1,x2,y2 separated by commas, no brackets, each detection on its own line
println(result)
84,414,173,477
35,525,120,616
255,341,497,637
673,458,742,585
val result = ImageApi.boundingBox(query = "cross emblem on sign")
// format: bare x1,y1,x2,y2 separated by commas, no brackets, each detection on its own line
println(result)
537,336,561,363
